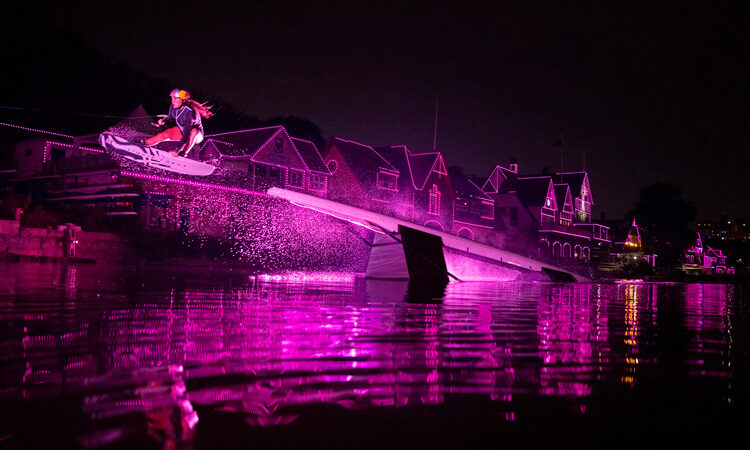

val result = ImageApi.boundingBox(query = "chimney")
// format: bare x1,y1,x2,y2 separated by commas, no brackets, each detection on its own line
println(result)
509,158,518,173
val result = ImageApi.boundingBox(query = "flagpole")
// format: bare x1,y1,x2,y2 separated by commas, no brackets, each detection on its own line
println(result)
433,94,439,151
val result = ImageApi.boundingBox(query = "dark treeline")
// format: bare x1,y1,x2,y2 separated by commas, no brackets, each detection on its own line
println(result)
0,25,325,149
626,182,697,268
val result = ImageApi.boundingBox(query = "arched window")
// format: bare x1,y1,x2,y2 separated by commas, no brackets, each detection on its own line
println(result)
552,242,562,258
424,220,443,231
457,227,474,240
428,184,441,215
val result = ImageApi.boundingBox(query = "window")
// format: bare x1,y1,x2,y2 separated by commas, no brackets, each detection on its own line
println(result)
480,201,494,219
428,184,441,215
25,149,32,157
560,211,572,226
309,173,326,191
274,138,283,154
50,147,65,161
377,171,398,191
255,164,267,176
510,207,518,226
288,169,303,188
269,166,281,179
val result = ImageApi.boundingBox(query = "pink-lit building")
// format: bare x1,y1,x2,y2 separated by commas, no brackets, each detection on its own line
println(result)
477,162,609,264
323,139,455,231
447,166,494,242
9,115,627,267
375,145,455,232
9,120,331,238
599,218,657,270
202,125,330,196
682,233,734,275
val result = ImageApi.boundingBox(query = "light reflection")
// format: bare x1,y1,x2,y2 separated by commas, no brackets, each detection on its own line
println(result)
0,263,738,448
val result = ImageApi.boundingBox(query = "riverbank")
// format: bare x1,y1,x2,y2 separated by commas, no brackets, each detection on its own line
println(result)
0,219,132,263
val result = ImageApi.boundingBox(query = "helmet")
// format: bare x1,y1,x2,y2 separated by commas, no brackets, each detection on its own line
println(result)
170,89,190,100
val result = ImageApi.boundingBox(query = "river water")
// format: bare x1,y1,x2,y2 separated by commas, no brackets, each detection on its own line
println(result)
0,263,747,449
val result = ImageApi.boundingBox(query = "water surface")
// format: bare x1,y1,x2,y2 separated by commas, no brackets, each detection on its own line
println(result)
0,263,747,449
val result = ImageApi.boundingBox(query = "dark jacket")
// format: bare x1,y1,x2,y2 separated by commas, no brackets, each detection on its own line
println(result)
167,104,203,149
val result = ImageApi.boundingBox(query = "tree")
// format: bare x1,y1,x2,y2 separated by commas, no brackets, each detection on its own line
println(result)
627,182,696,268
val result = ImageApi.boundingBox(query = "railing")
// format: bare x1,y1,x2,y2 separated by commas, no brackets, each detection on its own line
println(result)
538,222,592,238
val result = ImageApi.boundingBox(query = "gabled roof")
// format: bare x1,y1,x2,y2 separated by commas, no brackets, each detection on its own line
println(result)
327,137,398,177
408,152,444,190
201,139,235,156
291,138,329,174
203,125,324,173
450,170,493,201
204,126,281,157
601,218,638,242
511,176,555,208
555,172,593,204
553,184,573,211
376,145,414,187
481,165,517,193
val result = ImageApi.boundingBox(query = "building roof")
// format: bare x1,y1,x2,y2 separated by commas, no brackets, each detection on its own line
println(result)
511,176,554,208
327,137,398,177
291,138,329,174
202,126,328,173
450,168,492,201
408,152,444,190
553,184,572,210
555,172,591,201
376,145,416,188
481,165,517,193
204,126,281,157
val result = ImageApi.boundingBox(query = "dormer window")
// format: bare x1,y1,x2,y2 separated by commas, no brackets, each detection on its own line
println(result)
377,170,398,191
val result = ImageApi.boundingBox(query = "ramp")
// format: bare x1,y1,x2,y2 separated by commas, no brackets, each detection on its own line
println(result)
267,187,590,282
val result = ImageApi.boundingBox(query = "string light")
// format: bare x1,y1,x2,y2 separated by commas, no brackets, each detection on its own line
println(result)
120,170,274,197
0,121,74,139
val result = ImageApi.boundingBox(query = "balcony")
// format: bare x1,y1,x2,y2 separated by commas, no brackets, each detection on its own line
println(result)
538,222,593,240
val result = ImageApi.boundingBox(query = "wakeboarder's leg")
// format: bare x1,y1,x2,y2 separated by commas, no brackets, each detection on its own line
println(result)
146,127,182,148
170,129,203,158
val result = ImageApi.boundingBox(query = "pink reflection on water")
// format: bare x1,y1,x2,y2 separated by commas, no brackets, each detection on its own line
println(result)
683,284,732,379
0,263,737,446
537,284,606,397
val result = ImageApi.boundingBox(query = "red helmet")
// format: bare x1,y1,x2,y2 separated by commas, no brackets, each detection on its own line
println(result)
170,89,190,100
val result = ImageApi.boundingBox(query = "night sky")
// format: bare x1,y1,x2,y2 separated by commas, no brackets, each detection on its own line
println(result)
5,1,749,220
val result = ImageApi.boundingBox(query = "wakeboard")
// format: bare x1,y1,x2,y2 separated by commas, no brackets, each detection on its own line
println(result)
98,132,216,176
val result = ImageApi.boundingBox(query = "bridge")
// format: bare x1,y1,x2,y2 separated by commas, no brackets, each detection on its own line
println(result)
267,188,590,282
